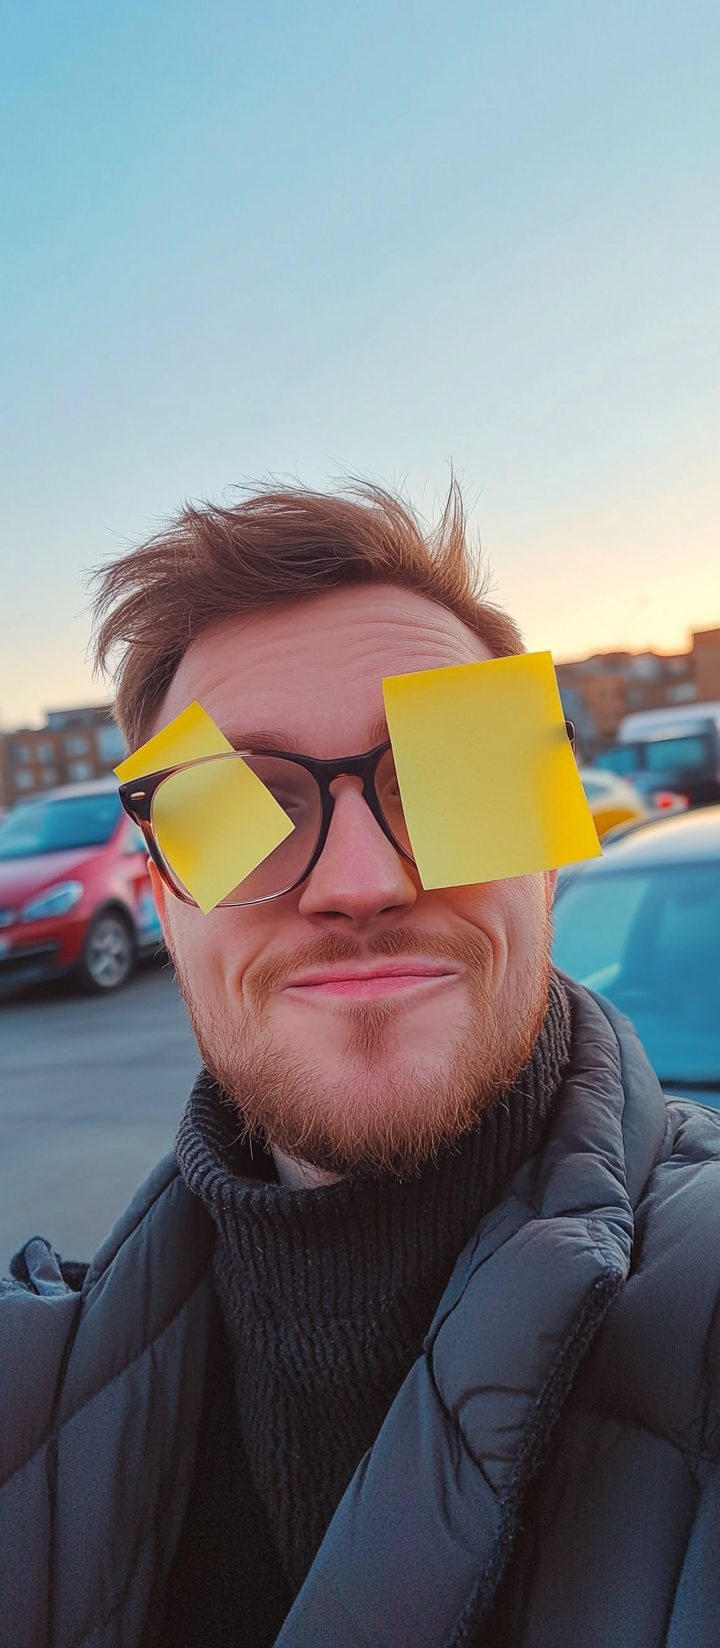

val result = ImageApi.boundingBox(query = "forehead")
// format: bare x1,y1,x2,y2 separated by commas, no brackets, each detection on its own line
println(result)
157,584,494,755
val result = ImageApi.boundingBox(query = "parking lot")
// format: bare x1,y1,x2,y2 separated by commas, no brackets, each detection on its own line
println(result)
0,960,200,1270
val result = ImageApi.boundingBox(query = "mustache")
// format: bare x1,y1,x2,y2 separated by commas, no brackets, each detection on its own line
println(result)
246,927,494,1011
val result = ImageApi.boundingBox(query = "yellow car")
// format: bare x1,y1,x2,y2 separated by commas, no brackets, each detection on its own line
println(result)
579,768,646,840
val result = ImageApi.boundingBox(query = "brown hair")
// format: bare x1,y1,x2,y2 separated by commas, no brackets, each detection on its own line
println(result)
91,477,524,750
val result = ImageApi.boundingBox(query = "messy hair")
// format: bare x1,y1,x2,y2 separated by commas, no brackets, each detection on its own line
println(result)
91,477,524,750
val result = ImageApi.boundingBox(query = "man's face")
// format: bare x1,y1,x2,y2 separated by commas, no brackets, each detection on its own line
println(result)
150,584,554,1178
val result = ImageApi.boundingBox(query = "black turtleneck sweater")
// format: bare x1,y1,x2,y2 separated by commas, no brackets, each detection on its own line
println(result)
171,972,571,1624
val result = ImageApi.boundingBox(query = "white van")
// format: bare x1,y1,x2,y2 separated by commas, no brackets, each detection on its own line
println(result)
594,702,720,810
617,701,720,742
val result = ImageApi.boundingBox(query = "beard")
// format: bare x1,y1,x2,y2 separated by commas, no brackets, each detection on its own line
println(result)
172,922,553,1180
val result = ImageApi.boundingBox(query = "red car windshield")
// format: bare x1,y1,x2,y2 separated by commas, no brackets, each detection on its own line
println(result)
0,794,122,859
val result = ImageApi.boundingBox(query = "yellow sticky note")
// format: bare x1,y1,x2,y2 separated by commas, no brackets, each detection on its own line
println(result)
115,702,294,915
383,652,601,889
114,701,233,781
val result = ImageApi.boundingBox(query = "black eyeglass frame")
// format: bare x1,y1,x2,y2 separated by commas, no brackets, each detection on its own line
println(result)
118,721,576,909
118,740,415,908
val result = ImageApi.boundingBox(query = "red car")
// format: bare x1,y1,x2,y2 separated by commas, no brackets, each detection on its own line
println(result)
0,778,164,997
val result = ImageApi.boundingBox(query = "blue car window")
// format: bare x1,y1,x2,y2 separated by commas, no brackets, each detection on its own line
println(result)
553,863,720,1085
644,735,710,774
593,747,638,776
0,794,122,859
122,821,147,854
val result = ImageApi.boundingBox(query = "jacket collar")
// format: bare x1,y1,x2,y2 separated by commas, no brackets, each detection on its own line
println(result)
271,981,666,1648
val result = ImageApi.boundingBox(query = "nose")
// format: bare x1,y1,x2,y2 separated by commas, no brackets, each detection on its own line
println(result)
297,775,419,925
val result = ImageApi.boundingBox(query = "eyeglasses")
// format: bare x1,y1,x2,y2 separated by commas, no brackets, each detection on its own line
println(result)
118,741,415,908
118,721,577,910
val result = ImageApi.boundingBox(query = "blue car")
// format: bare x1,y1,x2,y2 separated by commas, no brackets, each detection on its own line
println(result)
552,805,720,1108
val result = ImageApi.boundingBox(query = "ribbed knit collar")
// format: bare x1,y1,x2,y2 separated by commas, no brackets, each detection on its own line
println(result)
175,970,571,1594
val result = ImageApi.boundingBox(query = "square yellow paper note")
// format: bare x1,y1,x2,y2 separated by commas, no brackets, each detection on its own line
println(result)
114,700,235,782
383,652,601,890
115,702,295,914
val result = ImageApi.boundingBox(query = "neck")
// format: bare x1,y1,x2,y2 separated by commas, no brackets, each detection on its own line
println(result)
271,1146,342,1189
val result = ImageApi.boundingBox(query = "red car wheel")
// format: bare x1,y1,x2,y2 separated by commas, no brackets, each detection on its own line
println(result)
77,909,136,994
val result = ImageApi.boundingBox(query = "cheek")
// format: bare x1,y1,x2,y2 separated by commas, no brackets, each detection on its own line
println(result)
447,875,550,967
166,900,276,997
500,876,554,965
164,902,231,988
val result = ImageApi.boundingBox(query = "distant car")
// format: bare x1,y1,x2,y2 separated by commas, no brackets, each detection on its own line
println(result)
579,767,647,839
592,720,720,810
0,779,163,997
552,805,720,1108
617,700,720,742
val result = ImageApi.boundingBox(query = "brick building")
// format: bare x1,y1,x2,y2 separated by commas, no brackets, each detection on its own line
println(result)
0,706,126,809
555,626,720,757
693,627,720,702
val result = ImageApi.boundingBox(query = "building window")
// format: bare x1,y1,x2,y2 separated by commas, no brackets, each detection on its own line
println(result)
41,768,58,786
14,770,34,790
37,742,55,763
65,736,89,757
67,760,93,782
10,744,32,765
96,723,126,763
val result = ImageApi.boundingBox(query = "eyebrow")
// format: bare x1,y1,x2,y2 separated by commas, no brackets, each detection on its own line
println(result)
225,729,305,754
224,712,390,757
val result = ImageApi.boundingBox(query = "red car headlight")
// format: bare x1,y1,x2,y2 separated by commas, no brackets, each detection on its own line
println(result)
21,880,84,922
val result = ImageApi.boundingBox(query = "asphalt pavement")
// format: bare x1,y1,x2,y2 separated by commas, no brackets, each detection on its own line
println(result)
0,959,200,1271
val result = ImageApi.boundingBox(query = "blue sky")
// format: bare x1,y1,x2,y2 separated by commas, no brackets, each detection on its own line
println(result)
2,0,719,727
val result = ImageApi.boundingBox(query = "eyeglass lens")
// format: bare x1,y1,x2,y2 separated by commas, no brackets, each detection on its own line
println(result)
150,750,413,906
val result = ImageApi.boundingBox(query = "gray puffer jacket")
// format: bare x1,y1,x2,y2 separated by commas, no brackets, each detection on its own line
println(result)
2,979,720,1648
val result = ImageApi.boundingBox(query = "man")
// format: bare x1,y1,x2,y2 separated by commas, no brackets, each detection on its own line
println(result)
2,481,719,1648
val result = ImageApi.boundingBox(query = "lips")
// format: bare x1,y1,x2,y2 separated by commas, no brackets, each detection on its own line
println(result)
281,960,459,999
